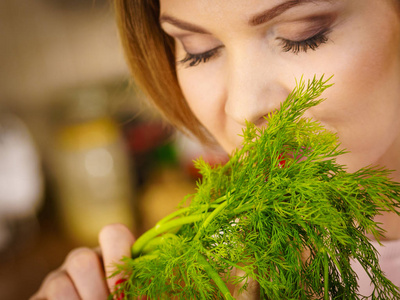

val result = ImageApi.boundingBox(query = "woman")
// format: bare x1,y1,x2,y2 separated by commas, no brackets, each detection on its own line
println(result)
32,0,400,298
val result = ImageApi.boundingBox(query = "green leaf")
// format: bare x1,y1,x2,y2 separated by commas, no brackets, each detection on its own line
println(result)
112,75,400,300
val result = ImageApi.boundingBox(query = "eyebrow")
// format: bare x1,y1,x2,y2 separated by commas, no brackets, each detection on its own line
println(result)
250,0,332,26
159,15,210,34
160,0,332,34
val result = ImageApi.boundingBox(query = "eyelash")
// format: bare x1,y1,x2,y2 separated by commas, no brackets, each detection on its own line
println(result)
178,47,221,67
178,30,330,67
279,30,330,54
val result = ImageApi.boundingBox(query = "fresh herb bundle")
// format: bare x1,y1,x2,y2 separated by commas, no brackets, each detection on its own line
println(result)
113,76,400,299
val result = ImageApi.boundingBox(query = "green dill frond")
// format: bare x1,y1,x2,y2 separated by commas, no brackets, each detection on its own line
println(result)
112,75,400,299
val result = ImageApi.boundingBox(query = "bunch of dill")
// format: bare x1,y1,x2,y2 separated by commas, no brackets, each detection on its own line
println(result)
112,76,400,299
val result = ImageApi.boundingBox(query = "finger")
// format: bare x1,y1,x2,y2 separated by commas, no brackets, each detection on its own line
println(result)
232,268,260,300
98,223,135,291
65,247,109,300
30,269,64,300
31,270,80,300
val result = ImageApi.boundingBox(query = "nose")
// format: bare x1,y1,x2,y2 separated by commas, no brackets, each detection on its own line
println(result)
224,50,289,126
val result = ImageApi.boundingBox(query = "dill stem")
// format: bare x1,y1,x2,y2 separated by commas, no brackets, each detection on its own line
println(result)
132,252,159,264
232,203,254,215
132,214,206,257
324,250,329,300
154,204,217,226
155,207,193,226
132,194,229,257
214,194,229,204
197,253,234,300
141,233,177,254
193,200,229,241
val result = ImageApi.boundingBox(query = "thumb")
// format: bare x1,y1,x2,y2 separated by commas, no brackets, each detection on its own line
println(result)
232,268,260,300
98,223,135,291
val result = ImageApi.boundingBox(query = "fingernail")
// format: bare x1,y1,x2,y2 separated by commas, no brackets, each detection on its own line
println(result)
115,278,126,300
278,154,286,168
115,278,127,285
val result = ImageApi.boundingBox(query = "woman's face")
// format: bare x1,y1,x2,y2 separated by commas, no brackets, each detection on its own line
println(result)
160,0,400,173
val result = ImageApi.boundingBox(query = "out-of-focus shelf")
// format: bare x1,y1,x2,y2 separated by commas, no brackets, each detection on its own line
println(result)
0,0,129,109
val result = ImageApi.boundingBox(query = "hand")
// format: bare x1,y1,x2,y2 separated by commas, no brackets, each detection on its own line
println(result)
30,223,135,300
229,267,260,300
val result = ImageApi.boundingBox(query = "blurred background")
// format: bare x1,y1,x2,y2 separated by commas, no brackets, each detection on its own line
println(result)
0,0,227,299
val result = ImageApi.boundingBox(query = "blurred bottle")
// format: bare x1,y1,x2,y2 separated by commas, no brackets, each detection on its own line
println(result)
50,86,135,246
0,111,43,251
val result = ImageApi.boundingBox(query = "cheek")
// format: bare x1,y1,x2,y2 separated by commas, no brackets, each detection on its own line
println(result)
311,8,400,169
177,63,226,135
291,3,400,171
322,26,400,123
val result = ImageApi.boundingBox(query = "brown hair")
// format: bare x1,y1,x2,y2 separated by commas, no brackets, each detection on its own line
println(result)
114,0,211,143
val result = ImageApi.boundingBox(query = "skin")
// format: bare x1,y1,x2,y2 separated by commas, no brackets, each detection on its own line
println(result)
160,0,400,238
32,0,400,299
31,224,135,300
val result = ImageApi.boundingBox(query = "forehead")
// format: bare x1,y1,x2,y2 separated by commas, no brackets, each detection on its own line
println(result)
159,0,344,42
160,0,335,17
159,0,339,30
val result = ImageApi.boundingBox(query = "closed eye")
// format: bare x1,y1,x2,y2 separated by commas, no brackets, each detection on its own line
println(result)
278,29,331,54
178,46,223,67
177,29,331,67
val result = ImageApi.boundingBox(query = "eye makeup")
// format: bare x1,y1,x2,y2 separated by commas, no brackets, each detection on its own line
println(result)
275,13,338,54
178,46,224,67
278,29,331,54
169,7,340,67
